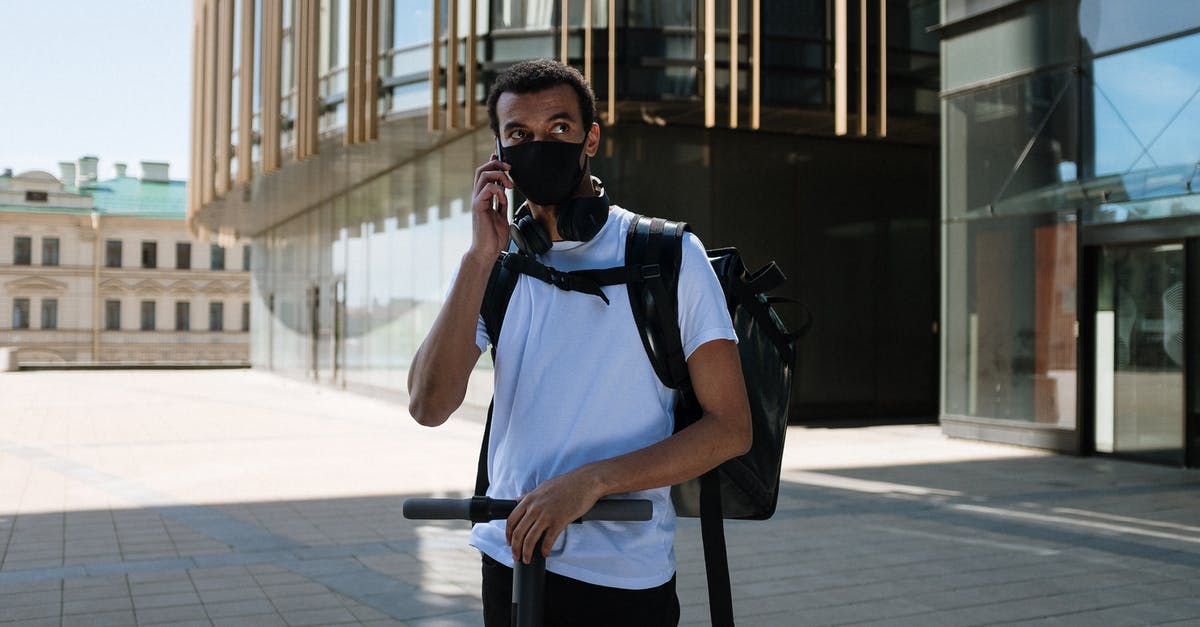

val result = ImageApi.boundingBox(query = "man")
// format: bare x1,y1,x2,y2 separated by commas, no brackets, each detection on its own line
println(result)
407,59,751,626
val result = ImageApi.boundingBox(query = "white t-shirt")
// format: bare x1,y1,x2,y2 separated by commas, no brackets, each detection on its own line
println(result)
467,206,736,589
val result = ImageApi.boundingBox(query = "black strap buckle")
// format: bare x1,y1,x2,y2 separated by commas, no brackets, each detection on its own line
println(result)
641,264,661,280
547,269,571,290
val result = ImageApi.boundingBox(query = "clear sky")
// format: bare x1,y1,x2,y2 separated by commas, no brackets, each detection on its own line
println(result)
0,1,192,181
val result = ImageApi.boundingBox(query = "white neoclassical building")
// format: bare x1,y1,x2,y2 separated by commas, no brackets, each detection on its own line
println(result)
0,157,250,365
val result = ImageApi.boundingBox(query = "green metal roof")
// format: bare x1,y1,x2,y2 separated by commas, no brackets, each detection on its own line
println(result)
79,176,187,219
1,173,187,220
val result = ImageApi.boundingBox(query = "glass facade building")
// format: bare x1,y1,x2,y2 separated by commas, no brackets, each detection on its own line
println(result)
939,0,1200,466
190,0,941,420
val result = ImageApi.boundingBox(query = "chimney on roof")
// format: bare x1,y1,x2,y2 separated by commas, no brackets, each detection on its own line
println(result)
140,161,170,183
76,155,99,186
2,168,12,178
114,162,127,178
59,161,76,184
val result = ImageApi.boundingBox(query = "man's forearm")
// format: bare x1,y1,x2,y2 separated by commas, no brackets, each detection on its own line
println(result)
407,252,495,426
575,409,751,500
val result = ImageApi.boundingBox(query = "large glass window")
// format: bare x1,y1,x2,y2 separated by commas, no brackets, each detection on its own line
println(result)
1082,32,1200,222
105,300,121,330
492,0,556,30
1080,0,1200,56
210,301,225,331
176,301,190,331
141,241,157,269
40,299,57,329
177,242,192,270
211,244,226,270
42,238,59,266
13,236,31,265
944,212,1078,426
946,67,1079,218
12,298,30,329
140,301,156,331
106,240,122,268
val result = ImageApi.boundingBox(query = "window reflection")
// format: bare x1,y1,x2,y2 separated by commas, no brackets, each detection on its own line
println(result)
946,69,1078,217
1080,0,1200,56
944,213,1078,426
1088,33,1200,179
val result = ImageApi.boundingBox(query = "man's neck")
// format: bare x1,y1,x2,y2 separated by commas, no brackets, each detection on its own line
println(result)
528,173,600,242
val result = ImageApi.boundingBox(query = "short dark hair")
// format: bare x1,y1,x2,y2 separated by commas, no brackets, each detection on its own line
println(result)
486,59,597,136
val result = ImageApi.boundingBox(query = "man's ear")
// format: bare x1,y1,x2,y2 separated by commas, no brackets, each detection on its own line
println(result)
585,122,601,158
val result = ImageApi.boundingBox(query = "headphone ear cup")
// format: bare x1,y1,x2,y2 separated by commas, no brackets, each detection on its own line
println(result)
556,194,610,242
510,214,551,255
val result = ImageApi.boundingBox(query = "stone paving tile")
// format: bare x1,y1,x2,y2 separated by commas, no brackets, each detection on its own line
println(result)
61,610,139,627
132,589,204,609
132,602,211,625
279,606,359,626
211,615,289,627
62,594,133,614
202,598,279,618
0,602,61,622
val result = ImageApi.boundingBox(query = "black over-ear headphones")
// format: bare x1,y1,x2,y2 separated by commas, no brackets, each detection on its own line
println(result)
509,178,610,256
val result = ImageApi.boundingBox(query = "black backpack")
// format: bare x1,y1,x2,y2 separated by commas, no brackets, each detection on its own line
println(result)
476,215,806,626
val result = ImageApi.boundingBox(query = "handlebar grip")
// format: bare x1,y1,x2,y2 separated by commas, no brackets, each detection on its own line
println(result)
403,498,473,520
580,499,653,522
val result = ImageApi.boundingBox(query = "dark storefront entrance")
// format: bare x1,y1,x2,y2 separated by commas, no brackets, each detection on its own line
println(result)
1084,232,1200,467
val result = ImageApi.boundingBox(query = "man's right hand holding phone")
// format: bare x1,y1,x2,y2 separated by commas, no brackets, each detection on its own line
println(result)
468,152,514,263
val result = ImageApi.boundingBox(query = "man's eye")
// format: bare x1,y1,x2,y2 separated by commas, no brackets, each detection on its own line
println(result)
552,123,569,134
509,130,527,141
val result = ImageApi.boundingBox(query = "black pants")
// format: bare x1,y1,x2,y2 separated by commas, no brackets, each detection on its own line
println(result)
481,553,680,627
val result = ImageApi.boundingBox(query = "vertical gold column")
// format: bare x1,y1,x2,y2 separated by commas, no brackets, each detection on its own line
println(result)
346,0,360,144
190,0,202,212
262,0,282,172
294,0,305,157
858,0,867,136
201,0,216,203
607,0,615,125
704,0,715,128
466,0,477,127
834,0,847,136
560,0,569,64
583,0,592,84
430,0,440,131
216,0,234,194
366,0,379,139
447,0,458,128
729,0,738,128
297,0,318,159
878,0,887,137
751,0,760,129
238,0,256,183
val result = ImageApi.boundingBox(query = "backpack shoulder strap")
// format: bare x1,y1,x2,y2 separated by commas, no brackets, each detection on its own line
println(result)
475,248,519,497
625,215,691,391
480,249,520,358
627,217,735,626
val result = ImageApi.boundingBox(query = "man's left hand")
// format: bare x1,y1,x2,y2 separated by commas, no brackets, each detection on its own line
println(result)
505,470,602,565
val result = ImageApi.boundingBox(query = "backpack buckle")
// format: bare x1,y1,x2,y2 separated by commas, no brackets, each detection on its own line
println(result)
641,264,661,280
548,269,571,290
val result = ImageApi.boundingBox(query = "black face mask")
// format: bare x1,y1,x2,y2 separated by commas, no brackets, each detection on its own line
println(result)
499,140,587,206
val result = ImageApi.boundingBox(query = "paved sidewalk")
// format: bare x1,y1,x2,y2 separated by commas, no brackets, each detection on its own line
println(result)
1,370,1198,626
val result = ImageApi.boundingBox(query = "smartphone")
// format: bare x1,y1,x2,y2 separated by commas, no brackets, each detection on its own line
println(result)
492,138,510,214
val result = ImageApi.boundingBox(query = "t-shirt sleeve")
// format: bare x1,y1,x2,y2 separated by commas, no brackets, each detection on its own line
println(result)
676,231,737,359
445,263,491,355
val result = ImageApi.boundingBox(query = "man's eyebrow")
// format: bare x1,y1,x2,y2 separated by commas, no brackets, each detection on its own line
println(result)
547,111,575,123
502,120,527,133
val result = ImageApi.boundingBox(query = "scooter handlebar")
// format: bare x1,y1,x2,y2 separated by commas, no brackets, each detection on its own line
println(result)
402,496,652,523
402,498,473,520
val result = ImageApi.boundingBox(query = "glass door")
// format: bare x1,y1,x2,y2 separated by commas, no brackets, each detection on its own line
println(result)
1094,242,1186,465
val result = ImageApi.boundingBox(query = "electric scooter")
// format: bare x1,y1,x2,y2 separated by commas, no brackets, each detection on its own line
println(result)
403,496,652,627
